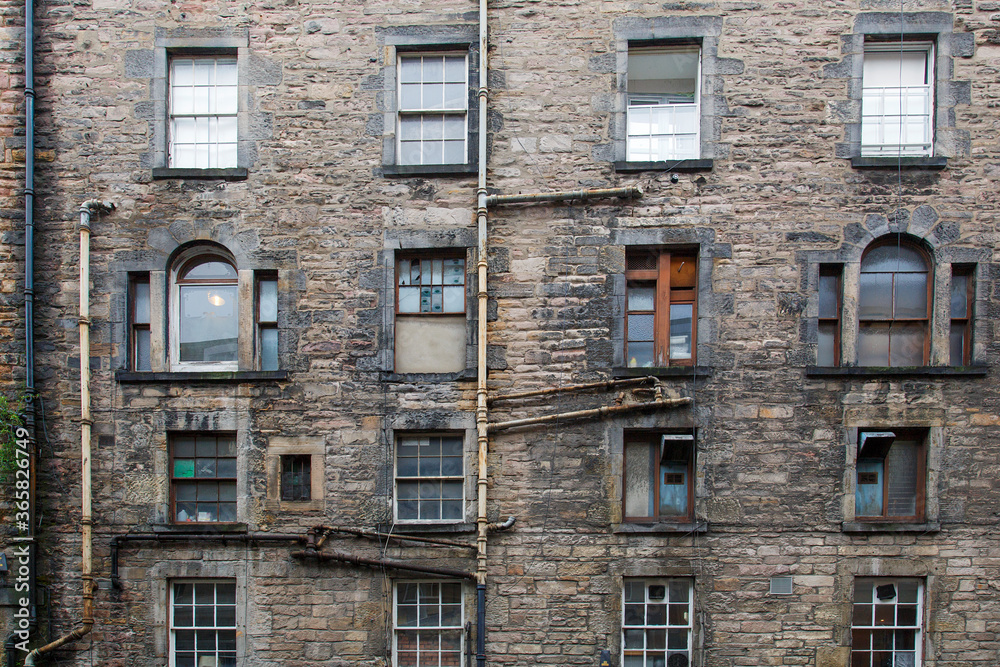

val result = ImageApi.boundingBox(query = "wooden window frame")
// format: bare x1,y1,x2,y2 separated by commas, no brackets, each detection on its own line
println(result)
129,273,151,371
818,264,842,366
623,431,695,524
395,252,467,317
170,433,238,524
855,428,926,523
625,249,697,368
950,265,974,366
858,240,932,367
255,272,278,371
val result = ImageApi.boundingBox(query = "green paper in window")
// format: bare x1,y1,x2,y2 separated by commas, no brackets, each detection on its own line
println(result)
174,459,195,478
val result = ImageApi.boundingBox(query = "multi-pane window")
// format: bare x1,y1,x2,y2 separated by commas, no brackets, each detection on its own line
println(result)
624,432,694,523
397,54,468,166
394,581,463,667
397,256,466,315
174,255,239,367
625,249,697,368
257,274,278,371
395,434,463,522
169,57,238,169
627,46,700,162
855,429,925,521
171,580,238,667
280,454,311,502
623,579,693,667
852,579,923,667
130,274,151,371
172,434,237,523
861,45,933,157
950,266,973,366
818,265,842,366
858,241,930,367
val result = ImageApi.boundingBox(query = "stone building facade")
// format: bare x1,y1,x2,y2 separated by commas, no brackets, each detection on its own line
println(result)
0,0,999,666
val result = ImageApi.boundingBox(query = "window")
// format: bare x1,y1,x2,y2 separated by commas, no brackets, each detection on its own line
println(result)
861,45,933,157
171,434,237,523
257,274,278,371
624,432,694,523
817,265,842,366
397,54,468,166
130,274,151,371
280,454,311,502
623,579,692,667
627,46,701,162
394,254,467,373
169,56,238,169
395,434,463,523
170,580,238,667
852,579,923,667
950,266,973,365
394,581,463,667
855,429,925,521
858,241,930,367
625,249,696,368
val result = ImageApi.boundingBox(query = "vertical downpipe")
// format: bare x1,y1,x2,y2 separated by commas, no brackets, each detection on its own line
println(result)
474,0,489,665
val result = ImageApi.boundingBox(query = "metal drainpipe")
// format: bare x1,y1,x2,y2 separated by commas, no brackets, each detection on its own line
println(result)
474,0,489,665
24,200,113,667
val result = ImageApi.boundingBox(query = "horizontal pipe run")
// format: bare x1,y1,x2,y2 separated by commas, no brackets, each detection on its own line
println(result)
318,526,477,551
485,186,642,207
489,376,658,404
291,549,476,580
488,397,692,433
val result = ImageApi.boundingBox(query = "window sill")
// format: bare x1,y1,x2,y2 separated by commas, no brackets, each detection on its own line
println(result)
613,159,713,173
614,522,708,535
151,523,249,534
842,521,940,534
806,366,987,378
850,156,947,170
392,522,476,535
381,369,476,383
151,167,248,181
265,499,324,512
116,370,290,383
612,366,710,379
381,164,477,178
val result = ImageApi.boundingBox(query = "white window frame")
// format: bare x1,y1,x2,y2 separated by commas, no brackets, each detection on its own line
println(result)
394,433,465,524
622,578,694,667
861,43,934,157
169,249,240,372
169,579,238,667
168,56,239,169
393,580,465,667
396,52,469,166
626,46,702,162
851,578,924,667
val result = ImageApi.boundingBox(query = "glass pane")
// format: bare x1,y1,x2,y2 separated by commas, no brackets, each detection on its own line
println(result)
260,328,278,371
628,314,655,342
179,285,239,363
219,482,237,501
669,580,689,603
818,323,836,366
442,139,465,164
863,244,926,273
399,115,421,140
668,603,688,626
950,324,966,366
950,274,969,317
258,279,278,322
423,83,444,109
135,329,151,371
886,441,918,516
889,323,925,367
175,629,195,650
858,323,889,366
819,273,838,319
669,304,692,360
624,581,645,604
443,285,464,312
859,273,893,319
894,272,928,319
624,443,653,518
399,141,421,165
174,459,195,478
219,503,237,522
853,603,873,626
646,628,666,649
444,56,465,82
423,57,444,82
628,286,655,311
400,83,421,109
896,605,917,627
398,286,420,313
175,482,197,501
424,117,444,140
444,83,465,109
627,342,654,368
896,581,919,604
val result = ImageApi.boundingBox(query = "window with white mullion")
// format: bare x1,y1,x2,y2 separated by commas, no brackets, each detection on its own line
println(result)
170,580,238,667
851,579,923,667
169,57,238,169
626,46,701,162
397,54,468,166
395,434,464,522
861,46,933,157
394,581,464,667
622,579,693,667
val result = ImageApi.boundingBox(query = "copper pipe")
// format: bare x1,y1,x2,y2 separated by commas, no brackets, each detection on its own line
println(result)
487,397,692,433
488,376,658,404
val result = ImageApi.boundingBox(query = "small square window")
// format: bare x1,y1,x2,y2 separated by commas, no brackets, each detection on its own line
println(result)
627,46,701,162
855,429,926,522
625,249,697,368
280,454,311,502
769,576,793,596
171,434,237,523
397,54,468,166
861,45,933,157
852,578,923,667
169,57,239,169
395,434,464,522
624,432,694,523
170,580,238,667
623,578,693,667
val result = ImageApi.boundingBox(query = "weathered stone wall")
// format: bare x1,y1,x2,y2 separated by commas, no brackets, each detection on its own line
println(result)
0,0,997,665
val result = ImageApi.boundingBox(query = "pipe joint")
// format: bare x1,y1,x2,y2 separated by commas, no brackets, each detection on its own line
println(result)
487,516,516,532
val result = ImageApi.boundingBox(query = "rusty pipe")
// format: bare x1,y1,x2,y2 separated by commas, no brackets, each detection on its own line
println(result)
487,397,692,433
291,549,476,581
485,186,642,207
488,376,658,404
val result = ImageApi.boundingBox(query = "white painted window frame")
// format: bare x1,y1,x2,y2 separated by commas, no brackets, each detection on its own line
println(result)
393,432,466,524
393,580,465,667
396,52,469,166
169,579,239,667
622,578,694,667
168,56,239,169
861,43,934,157
169,249,240,372
851,578,924,667
626,46,702,162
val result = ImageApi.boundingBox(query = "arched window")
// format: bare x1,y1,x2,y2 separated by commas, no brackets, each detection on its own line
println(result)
172,251,239,368
858,240,930,366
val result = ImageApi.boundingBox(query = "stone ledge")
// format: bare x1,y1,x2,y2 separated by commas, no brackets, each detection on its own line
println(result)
391,522,477,535
151,167,248,180
612,366,711,379
806,365,987,378
613,159,714,173
842,521,940,534
116,370,290,383
150,523,249,534
380,369,476,383
381,163,477,177
850,156,948,170
614,522,708,535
